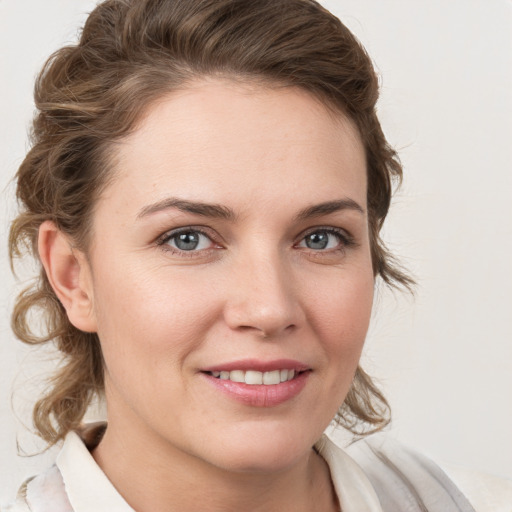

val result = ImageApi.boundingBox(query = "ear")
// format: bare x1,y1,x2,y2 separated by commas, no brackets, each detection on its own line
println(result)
38,220,97,333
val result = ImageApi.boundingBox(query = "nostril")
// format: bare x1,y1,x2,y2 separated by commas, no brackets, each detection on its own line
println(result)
234,323,296,338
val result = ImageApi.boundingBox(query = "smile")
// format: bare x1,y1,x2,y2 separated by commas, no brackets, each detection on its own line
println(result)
207,369,297,385
201,361,310,407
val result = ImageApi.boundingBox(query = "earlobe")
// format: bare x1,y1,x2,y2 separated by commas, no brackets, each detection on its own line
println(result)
38,221,97,333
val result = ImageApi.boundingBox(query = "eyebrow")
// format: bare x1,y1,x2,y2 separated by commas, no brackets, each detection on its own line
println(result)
295,198,365,220
136,197,364,221
137,198,237,220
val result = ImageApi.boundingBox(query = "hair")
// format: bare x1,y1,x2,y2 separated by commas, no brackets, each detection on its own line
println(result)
9,0,413,446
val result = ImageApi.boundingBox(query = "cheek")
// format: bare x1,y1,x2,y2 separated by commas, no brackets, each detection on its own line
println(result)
298,265,374,425
309,265,374,361
90,262,220,378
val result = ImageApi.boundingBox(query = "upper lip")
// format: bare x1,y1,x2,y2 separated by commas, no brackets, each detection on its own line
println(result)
201,359,310,373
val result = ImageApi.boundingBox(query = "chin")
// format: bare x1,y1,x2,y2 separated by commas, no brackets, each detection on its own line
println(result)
212,446,307,475
198,423,319,474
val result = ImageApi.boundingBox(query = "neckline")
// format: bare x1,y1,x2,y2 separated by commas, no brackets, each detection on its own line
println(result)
56,423,383,512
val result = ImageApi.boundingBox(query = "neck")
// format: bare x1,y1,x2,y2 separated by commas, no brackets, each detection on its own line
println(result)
92,417,338,512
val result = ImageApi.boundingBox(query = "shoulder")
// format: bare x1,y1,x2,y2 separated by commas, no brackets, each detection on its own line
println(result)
0,425,106,512
1,464,73,512
329,432,511,512
441,463,512,512
1,478,32,512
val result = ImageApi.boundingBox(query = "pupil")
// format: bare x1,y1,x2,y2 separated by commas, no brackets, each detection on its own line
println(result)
306,232,328,250
175,232,199,250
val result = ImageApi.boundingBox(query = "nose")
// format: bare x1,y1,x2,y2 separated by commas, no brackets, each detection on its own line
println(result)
223,249,303,339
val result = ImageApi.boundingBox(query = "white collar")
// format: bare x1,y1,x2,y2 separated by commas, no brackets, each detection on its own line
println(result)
57,431,135,511
316,435,383,512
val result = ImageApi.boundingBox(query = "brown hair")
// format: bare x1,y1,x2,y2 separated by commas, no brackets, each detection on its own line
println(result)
9,0,412,446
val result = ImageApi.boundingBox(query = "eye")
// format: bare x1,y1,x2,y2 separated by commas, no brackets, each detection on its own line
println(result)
160,229,215,252
297,228,352,251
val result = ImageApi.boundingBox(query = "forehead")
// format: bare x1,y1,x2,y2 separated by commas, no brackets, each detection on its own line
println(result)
102,79,367,217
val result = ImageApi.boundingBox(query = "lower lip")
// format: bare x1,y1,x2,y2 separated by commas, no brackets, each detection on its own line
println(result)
201,371,310,407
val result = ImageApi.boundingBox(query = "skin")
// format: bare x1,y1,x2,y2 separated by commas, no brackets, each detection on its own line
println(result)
40,79,374,511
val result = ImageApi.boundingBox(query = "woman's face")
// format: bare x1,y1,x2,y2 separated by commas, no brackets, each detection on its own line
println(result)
83,80,374,472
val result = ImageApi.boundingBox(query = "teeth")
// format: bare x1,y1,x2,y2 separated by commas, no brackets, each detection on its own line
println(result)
229,370,245,383
211,369,298,385
263,370,280,385
245,370,263,385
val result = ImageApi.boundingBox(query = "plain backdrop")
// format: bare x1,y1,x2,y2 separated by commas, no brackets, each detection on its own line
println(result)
1,0,511,503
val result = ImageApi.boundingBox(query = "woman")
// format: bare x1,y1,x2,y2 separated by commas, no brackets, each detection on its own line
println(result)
3,0,511,510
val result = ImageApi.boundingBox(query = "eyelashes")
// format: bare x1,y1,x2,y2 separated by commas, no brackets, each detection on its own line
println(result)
156,225,357,258
160,229,215,252
156,226,220,258
297,227,356,251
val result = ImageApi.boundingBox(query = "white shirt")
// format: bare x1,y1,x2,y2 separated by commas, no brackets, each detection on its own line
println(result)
3,429,511,511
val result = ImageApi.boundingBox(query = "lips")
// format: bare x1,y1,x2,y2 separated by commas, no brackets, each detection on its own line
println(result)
200,359,311,407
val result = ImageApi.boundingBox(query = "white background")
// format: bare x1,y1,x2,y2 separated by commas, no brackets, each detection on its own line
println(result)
1,0,511,503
